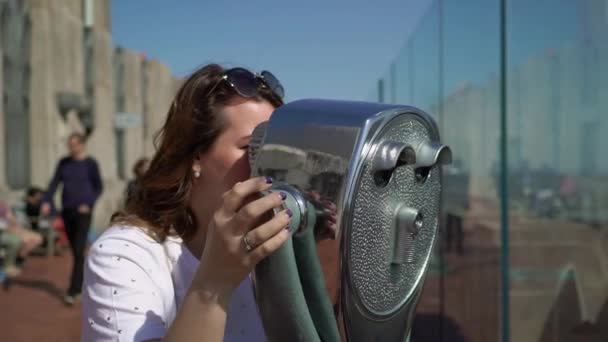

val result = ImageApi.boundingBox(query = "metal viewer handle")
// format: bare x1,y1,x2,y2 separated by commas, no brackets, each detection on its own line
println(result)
392,205,424,264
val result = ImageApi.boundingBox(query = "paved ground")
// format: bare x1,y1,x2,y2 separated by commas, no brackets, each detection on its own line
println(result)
416,236,500,342
1,217,605,342
0,253,81,342
1,241,490,342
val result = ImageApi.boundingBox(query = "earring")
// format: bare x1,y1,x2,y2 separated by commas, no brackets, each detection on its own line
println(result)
194,170,201,178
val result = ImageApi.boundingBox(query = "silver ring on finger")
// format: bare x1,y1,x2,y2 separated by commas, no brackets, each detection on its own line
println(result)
243,233,254,252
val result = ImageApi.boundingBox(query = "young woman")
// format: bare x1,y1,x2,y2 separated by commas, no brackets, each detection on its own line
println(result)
82,64,289,341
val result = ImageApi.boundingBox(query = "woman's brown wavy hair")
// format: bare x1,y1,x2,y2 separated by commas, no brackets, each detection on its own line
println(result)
112,64,283,242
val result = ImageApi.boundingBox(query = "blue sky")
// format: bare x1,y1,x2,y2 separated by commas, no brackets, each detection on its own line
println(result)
111,0,431,102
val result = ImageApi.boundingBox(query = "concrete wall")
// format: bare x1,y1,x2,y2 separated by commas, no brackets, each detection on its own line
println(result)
143,60,174,156
93,0,111,32
86,21,121,231
117,49,144,180
0,12,5,191
29,0,63,189
28,0,92,189
87,31,116,181
1,0,178,232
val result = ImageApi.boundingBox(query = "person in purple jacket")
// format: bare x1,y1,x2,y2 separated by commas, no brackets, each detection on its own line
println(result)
41,132,103,305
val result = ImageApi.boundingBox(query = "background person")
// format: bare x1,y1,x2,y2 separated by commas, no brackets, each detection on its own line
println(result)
41,132,103,305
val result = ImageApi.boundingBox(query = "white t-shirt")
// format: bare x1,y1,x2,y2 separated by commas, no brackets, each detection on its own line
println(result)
81,224,267,342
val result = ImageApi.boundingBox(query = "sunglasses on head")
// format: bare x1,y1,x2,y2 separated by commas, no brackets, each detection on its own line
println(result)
207,67,285,101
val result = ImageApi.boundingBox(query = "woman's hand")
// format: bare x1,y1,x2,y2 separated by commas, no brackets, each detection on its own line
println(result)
78,204,91,214
192,176,291,305
41,203,51,216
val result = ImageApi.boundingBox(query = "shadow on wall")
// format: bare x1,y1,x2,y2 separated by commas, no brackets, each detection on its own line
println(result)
568,296,608,342
540,267,607,342
593,297,608,341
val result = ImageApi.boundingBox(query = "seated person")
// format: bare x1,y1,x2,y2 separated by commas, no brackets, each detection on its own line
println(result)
0,221,23,277
25,186,44,231
0,199,43,270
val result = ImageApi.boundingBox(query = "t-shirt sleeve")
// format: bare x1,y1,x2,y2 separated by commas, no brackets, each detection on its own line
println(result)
81,232,170,342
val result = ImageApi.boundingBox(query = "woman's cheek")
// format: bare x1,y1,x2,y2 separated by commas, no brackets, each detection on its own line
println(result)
234,154,252,181
223,152,252,190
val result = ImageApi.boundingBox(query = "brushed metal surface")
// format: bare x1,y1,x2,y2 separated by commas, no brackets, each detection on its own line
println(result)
348,115,440,316
249,99,448,342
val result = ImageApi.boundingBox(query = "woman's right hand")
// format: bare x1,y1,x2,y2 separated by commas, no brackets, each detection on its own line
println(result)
192,176,291,305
